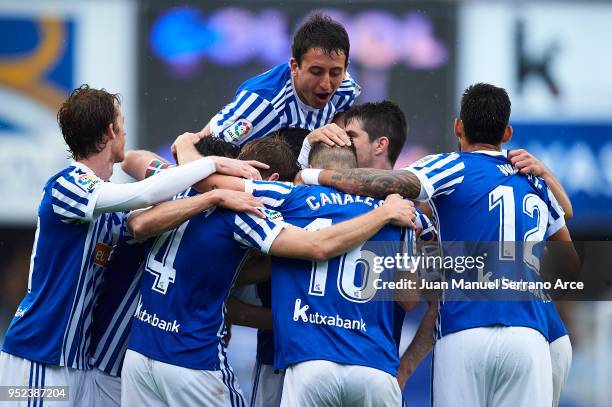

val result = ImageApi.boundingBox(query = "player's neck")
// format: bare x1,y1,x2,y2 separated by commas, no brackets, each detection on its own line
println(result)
461,143,501,153
78,149,114,181
371,157,393,170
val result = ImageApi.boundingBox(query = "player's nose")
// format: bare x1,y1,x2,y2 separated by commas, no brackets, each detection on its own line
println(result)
319,74,332,92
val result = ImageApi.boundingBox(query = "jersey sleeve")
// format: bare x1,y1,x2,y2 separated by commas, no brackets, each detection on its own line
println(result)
545,185,566,237
414,209,436,242
330,71,362,114
50,170,104,223
231,209,287,254
244,180,294,209
210,90,282,145
404,153,466,201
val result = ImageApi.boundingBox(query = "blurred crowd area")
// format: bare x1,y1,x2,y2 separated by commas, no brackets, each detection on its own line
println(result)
1,0,611,406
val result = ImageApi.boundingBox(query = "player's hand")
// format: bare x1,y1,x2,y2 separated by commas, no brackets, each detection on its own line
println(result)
382,194,417,228
210,190,265,218
210,157,269,180
508,149,550,177
171,132,205,162
307,123,351,147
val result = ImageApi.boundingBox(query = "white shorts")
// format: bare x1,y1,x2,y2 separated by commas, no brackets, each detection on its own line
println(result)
280,360,402,407
80,368,121,407
0,352,88,406
250,362,284,407
432,326,552,407
550,334,572,407
121,349,245,407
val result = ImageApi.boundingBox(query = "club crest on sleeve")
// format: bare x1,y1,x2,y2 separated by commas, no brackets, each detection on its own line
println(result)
222,119,253,141
76,173,101,193
261,208,283,221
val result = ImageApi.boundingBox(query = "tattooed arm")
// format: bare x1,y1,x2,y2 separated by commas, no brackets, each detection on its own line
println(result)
315,168,424,200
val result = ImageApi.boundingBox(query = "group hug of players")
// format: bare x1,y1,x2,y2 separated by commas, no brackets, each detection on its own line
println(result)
0,12,579,407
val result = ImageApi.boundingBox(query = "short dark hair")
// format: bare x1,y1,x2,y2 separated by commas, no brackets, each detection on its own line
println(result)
309,143,357,170
57,84,121,160
276,128,310,159
195,137,239,159
460,83,511,145
238,135,299,182
344,101,408,166
292,12,350,67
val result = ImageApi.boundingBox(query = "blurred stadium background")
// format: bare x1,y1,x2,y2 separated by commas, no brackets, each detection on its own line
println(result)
0,1,611,405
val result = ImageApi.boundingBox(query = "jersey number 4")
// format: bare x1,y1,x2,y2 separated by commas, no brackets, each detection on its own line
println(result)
144,221,189,294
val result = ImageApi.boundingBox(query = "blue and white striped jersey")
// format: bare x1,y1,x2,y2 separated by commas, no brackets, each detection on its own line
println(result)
245,181,411,377
127,189,286,371
90,224,146,377
2,163,125,369
405,150,566,340
210,63,361,145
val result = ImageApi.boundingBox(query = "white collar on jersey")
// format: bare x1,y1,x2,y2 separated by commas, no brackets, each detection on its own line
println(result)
469,149,508,158
71,161,95,174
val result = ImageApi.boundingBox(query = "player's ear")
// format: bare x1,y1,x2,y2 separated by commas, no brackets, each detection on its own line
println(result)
106,122,116,140
267,173,280,182
375,137,389,157
453,118,463,139
502,125,513,144
290,58,299,77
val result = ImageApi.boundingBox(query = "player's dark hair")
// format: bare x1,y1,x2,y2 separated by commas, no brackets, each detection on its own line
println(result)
57,84,121,160
309,143,357,170
344,101,408,166
195,137,240,159
277,128,310,159
292,12,350,67
460,83,511,145
239,135,300,182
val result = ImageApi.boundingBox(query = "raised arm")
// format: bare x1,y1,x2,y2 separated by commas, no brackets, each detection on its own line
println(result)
127,189,263,241
508,149,573,220
269,194,416,261
121,150,171,181
300,168,423,200
94,157,217,215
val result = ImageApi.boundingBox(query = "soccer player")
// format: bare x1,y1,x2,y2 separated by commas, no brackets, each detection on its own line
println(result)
298,101,438,390
85,137,258,407
246,144,417,407
300,101,576,398
177,134,423,406
120,135,415,407
0,85,265,406
298,83,579,406
201,12,360,148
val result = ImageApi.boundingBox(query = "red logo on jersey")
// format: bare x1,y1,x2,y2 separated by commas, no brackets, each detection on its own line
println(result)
93,243,112,266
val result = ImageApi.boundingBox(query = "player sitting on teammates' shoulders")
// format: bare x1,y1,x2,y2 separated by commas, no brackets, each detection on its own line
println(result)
201,12,361,152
